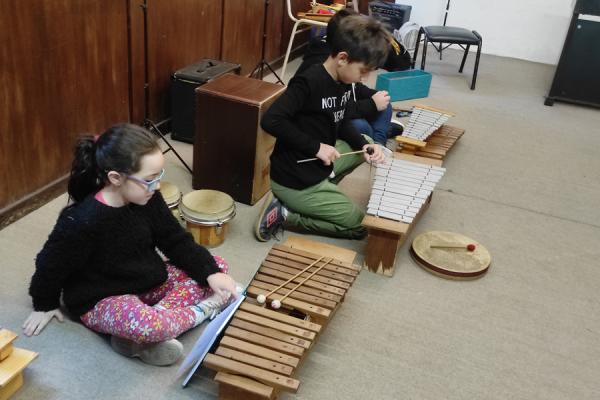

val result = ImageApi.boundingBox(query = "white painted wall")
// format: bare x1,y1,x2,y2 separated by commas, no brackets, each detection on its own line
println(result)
393,0,574,65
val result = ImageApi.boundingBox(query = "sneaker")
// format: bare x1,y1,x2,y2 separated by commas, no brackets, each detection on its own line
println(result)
192,284,244,323
255,192,286,242
387,120,404,138
110,336,183,366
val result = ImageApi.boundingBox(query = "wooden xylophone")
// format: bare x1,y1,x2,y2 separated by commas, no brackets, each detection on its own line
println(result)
202,243,361,399
394,105,464,161
362,153,444,276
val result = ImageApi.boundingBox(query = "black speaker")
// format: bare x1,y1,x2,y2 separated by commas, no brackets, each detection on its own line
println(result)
574,0,600,15
171,59,240,143
545,9,600,108
369,1,412,32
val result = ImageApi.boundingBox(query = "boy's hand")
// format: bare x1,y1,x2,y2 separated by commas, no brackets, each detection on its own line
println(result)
316,143,340,166
207,272,240,302
23,309,64,336
363,144,386,164
372,91,390,111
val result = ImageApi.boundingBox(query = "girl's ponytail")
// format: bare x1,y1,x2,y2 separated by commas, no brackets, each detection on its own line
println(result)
67,135,103,203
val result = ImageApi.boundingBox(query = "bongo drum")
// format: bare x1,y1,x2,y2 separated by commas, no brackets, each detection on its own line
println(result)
410,231,491,279
180,190,236,248
159,181,182,221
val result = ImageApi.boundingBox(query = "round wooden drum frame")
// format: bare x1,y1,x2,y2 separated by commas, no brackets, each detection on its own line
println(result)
410,231,491,280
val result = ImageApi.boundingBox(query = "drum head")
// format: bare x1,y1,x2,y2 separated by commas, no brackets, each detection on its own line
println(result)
411,231,491,279
181,190,235,224
159,181,181,206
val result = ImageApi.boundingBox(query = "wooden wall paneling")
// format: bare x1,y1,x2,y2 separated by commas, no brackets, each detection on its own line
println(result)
145,0,223,122
222,0,265,76
0,0,130,213
280,0,311,58
128,0,147,124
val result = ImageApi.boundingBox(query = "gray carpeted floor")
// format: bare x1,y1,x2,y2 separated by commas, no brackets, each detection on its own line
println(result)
2,49,600,400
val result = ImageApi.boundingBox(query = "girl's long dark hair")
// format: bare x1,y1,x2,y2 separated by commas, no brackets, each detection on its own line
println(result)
67,123,160,203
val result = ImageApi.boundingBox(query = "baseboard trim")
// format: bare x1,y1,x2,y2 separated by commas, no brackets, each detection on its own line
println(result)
0,175,69,230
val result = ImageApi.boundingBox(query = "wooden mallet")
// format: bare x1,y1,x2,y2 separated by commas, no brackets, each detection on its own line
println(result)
430,243,477,251
297,147,374,164
271,257,333,309
256,256,324,305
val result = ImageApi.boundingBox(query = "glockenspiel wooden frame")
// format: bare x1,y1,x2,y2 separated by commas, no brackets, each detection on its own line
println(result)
397,124,465,160
202,244,361,400
362,153,443,276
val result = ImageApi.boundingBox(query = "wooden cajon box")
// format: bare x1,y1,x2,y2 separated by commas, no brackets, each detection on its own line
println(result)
193,74,285,205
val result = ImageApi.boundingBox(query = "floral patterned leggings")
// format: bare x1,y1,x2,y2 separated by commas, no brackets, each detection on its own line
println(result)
80,256,228,344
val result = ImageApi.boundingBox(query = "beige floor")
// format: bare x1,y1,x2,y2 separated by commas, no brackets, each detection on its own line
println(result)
1,49,600,400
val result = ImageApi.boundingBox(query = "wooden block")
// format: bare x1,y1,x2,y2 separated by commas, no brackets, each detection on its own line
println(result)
253,273,342,303
260,261,350,290
239,302,322,333
267,252,357,280
272,243,359,272
395,136,427,148
0,348,38,388
0,331,17,362
257,266,346,296
265,255,355,283
219,336,300,368
215,372,275,400
0,372,23,400
246,286,332,320
249,280,338,309
363,229,402,276
283,236,357,265
230,314,314,349
362,215,409,235
224,326,305,357
203,353,300,393
215,347,294,376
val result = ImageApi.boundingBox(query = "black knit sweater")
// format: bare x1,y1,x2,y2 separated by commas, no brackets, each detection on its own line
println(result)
29,192,220,317
261,64,369,190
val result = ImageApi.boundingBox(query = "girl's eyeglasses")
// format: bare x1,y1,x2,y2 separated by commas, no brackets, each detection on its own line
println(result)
125,168,165,192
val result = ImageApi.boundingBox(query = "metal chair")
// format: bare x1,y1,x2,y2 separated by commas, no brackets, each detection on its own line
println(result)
281,1,358,82
412,25,482,90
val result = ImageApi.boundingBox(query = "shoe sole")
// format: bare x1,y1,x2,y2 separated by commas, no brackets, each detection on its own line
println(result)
254,191,274,242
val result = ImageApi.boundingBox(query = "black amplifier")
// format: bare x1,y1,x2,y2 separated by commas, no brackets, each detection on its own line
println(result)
369,1,412,31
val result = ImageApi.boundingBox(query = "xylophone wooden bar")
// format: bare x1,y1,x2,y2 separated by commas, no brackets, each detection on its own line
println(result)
202,242,361,400
398,124,465,160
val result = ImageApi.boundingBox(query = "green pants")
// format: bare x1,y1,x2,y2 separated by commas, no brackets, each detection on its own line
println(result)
271,136,372,239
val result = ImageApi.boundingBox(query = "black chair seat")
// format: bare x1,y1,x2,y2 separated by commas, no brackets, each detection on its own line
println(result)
412,25,483,90
422,26,480,45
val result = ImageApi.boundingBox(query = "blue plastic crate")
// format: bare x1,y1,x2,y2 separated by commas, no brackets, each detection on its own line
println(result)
375,69,432,101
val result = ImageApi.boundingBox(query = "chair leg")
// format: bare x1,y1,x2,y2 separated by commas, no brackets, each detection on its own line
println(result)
281,21,300,83
412,28,423,69
439,42,443,60
421,37,428,70
471,31,483,90
459,44,470,73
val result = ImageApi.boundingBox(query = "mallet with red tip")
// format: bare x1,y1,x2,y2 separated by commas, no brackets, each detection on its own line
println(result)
430,243,477,251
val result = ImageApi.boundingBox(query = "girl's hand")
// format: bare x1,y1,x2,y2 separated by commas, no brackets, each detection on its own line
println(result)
207,272,240,302
23,309,64,336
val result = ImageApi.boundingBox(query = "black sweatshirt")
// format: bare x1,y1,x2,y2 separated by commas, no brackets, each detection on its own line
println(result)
29,192,220,317
261,64,369,190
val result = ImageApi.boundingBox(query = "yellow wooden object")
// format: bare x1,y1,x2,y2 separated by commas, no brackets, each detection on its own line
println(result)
0,331,17,362
0,347,38,400
395,136,427,148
